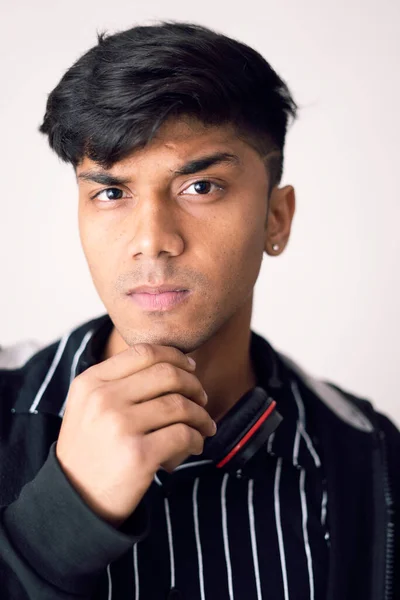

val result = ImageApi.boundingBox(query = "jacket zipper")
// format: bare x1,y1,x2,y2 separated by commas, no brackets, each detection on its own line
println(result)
379,430,395,600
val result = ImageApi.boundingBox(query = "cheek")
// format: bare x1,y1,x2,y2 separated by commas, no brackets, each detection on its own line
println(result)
78,215,116,285
203,208,266,291
210,202,266,264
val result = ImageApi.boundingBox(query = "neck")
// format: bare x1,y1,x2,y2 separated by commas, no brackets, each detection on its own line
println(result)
187,299,257,422
104,296,257,422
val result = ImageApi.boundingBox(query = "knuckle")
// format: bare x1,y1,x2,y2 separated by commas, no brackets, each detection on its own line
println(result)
88,385,108,409
127,436,147,464
168,346,184,361
156,362,179,384
175,423,193,447
69,373,89,397
192,431,205,455
167,393,188,416
104,410,125,438
130,343,154,361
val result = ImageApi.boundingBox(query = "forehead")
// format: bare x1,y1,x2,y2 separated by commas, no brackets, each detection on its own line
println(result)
153,116,237,146
77,116,259,174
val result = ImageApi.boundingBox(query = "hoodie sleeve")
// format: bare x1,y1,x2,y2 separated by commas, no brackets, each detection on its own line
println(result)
0,442,150,599
376,413,400,600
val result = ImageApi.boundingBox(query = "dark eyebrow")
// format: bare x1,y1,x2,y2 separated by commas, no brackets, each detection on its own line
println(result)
77,152,241,186
173,152,241,176
77,172,131,186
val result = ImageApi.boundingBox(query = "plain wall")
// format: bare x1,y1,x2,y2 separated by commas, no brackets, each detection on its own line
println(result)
1,0,399,426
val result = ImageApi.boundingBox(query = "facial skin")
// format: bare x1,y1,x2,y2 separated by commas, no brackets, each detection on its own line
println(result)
77,116,295,420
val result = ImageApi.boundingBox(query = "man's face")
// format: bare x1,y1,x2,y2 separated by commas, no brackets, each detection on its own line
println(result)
77,117,291,353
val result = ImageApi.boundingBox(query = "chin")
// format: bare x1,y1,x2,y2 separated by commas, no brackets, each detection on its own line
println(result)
121,326,194,353
110,300,226,354
121,320,217,354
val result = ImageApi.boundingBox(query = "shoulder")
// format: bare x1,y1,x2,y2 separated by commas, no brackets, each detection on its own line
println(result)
279,350,399,437
0,340,63,411
327,381,399,440
0,340,43,370
0,314,109,414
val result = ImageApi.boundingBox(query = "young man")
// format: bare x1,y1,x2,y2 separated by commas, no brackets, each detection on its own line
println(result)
0,22,398,600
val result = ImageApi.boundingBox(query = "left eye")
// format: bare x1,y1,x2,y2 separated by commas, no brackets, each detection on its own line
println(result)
182,181,221,195
95,188,126,201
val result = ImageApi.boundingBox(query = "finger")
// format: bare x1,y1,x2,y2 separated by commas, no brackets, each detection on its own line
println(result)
92,343,196,381
106,363,207,407
144,423,206,469
133,394,216,438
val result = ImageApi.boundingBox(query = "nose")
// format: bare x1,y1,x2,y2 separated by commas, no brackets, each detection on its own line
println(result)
127,195,185,260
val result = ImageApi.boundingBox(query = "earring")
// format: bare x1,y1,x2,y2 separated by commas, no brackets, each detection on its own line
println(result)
272,243,280,252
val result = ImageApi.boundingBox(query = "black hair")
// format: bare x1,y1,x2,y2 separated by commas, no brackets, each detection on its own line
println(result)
39,21,297,191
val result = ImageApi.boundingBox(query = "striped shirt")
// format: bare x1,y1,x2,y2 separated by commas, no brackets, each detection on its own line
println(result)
6,314,330,599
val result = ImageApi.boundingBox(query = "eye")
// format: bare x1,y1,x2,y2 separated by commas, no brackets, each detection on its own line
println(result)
182,180,223,196
93,188,127,202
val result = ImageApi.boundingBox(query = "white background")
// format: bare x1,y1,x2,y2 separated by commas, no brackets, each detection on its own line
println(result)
0,0,399,425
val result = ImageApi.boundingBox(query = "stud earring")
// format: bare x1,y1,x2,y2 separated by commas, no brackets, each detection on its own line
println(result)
272,243,280,252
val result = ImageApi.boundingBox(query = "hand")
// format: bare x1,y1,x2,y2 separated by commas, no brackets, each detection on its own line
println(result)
56,343,216,526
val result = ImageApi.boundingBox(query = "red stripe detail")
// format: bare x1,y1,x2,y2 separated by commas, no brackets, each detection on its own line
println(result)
216,400,277,469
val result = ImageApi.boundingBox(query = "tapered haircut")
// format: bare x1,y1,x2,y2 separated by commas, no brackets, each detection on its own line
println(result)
40,22,297,191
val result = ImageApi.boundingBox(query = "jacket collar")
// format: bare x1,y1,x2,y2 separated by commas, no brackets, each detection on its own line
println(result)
14,314,322,474
81,318,324,474
279,353,374,433
13,312,376,436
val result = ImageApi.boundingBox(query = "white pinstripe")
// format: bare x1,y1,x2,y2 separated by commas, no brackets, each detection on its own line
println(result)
291,380,321,468
29,330,72,413
300,469,315,600
321,485,328,527
106,564,112,600
292,423,301,467
300,427,321,468
133,543,139,600
248,479,262,600
154,473,163,486
321,481,330,542
154,460,213,486
174,460,213,471
193,478,205,600
221,473,234,600
59,329,95,418
267,431,276,454
274,458,289,600
164,497,175,588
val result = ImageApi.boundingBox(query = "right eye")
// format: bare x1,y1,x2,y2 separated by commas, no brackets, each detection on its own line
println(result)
93,188,127,202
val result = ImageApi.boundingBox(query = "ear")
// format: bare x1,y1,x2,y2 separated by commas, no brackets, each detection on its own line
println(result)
264,185,296,255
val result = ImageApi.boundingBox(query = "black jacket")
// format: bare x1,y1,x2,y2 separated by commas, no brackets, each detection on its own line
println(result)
0,315,398,600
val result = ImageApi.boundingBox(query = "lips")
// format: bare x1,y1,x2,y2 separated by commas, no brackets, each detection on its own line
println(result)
129,285,188,294
127,286,191,311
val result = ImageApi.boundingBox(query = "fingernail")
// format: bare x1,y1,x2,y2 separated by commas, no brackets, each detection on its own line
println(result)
212,420,218,433
187,357,196,368
203,390,208,404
